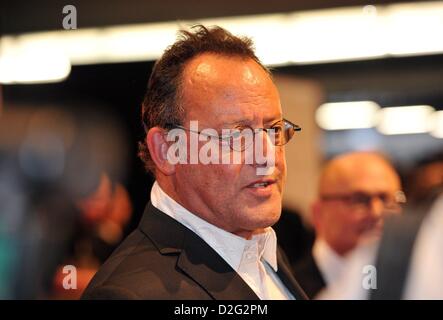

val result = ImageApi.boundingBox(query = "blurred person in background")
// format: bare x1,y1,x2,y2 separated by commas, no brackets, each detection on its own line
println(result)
0,105,127,299
319,151,443,300
82,25,307,300
293,151,405,298
405,151,443,208
51,173,132,300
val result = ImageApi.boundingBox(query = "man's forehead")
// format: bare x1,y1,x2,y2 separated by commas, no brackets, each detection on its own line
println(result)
343,169,400,192
320,154,401,194
180,53,281,124
182,53,270,89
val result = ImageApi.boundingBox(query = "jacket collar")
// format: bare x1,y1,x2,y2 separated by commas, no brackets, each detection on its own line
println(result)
276,249,309,300
138,202,308,300
138,202,259,300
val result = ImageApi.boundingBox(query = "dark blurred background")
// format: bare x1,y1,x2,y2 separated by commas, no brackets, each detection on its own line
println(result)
1,0,443,298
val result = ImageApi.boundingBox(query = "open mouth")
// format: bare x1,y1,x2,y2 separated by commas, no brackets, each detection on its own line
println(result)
247,179,276,188
250,181,272,188
245,179,277,197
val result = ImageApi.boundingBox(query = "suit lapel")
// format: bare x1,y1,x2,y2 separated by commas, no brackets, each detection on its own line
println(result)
138,202,186,254
276,249,309,300
177,229,259,300
138,202,258,300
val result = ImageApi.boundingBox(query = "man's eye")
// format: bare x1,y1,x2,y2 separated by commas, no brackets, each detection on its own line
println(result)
351,194,370,203
234,126,249,132
230,130,243,139
233,127,254,137
272,125,283,132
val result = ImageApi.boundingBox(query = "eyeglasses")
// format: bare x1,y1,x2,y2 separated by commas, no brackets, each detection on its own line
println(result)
320,191,407,212
165,119,301,151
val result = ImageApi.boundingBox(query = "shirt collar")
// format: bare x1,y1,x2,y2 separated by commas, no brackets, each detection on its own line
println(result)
150,181,278,272
312,238,345,285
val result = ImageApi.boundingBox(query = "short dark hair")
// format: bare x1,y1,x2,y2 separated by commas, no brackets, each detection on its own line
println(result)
138,24,269,173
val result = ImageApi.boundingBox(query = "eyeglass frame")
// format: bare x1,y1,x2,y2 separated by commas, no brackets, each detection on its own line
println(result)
319,190,407,212
164,118,301,151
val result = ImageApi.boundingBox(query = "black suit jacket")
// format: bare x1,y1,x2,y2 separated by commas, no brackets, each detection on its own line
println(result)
292,251,325,299
82,202,308,300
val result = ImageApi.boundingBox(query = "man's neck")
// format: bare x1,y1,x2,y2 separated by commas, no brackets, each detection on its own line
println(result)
155,178,260,240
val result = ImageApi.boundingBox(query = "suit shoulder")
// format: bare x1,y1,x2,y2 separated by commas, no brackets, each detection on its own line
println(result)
82,228,208,299
293,252,325,298
82,229,157,297
81,284,141,300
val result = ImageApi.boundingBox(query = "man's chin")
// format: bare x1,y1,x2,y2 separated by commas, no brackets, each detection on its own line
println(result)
251,208,282,229
359,227,383,245
232,195,282,229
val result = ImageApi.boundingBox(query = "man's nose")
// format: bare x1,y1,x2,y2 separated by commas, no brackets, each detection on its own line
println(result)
251,130,273,166
368,196,385,219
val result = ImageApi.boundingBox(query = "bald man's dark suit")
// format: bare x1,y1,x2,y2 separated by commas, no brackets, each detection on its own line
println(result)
82,203,308,300
292,252,326,299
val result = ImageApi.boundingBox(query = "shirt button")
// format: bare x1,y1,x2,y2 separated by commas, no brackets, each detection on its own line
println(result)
246,253,253,260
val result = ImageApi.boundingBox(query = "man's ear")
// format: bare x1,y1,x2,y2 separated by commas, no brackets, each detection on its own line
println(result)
146,127,176,176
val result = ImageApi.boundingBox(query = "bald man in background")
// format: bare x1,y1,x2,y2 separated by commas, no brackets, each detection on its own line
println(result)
293,152,406,298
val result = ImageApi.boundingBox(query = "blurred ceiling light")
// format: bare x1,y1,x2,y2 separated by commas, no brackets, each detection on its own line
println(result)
316,101,380,130
199,14,291,66
377,105,435,135
0,35,71,84
286,6,386,64
61,23,179,64
384,2,443,56
430,110,443,138
1,0,443,83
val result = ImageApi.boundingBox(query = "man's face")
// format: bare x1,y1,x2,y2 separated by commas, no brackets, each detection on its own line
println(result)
172,53,286,237
314,156,401,255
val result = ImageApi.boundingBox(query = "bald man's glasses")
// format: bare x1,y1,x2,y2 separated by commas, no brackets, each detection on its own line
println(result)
165,119,301,152
321,191,407,212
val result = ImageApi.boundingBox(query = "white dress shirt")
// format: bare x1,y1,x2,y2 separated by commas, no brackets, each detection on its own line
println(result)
312,238,346,287
318,194,443,299
150,181,294,300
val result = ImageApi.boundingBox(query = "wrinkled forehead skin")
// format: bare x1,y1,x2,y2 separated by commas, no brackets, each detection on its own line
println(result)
180,53,282,128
